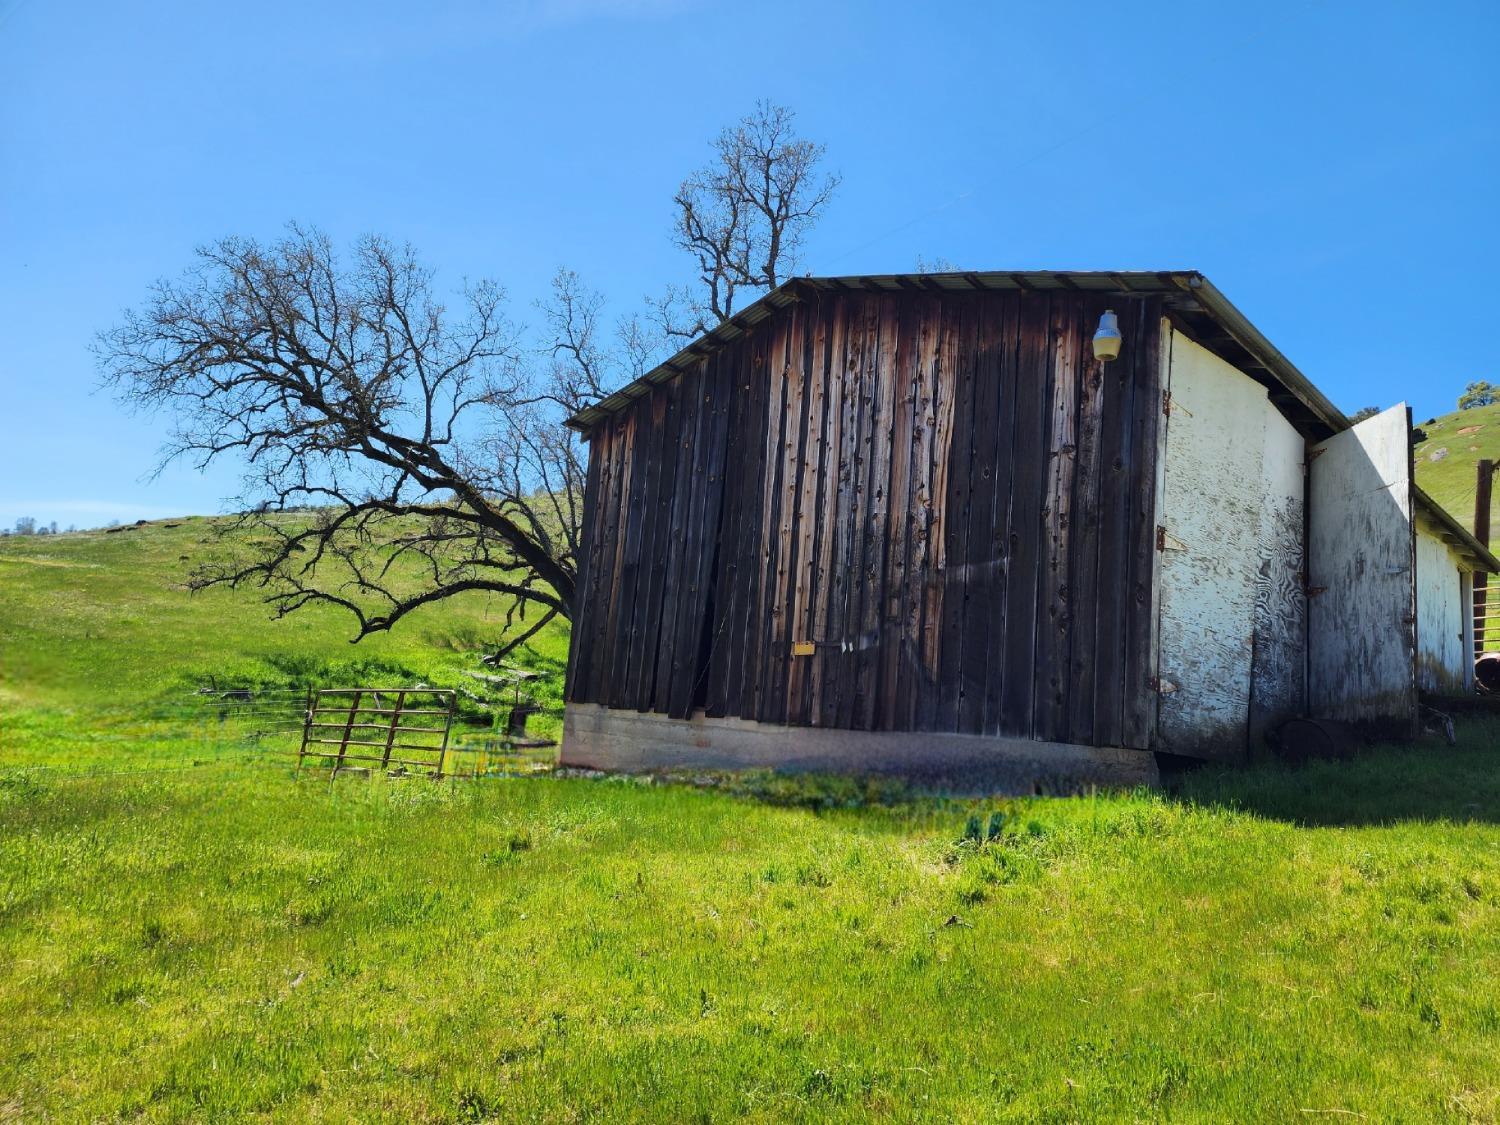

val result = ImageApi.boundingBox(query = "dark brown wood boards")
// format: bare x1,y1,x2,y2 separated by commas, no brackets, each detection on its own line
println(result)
563,288,1163,750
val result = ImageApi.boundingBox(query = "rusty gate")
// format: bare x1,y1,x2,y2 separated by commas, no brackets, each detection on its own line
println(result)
297,688,456,777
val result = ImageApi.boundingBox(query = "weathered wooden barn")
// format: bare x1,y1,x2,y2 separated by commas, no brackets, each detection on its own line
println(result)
560,271,1496,787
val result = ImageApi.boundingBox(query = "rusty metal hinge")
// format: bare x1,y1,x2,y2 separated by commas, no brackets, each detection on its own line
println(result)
1162,392,1193,418
1150,676,1180,695
1156,526,1187,552
1298,570,1328,597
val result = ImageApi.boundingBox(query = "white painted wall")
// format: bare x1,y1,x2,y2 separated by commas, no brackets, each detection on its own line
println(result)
1415,524,1471,694
1306,405,1417,728
1157,330,1303,759
1250,409,1308,744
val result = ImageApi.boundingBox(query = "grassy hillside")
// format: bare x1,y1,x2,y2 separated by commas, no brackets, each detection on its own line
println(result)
0,517,570,714
2,516,1499,1120
1413,399,1500,530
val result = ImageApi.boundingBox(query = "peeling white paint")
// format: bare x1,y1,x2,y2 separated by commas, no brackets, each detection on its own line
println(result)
1156,331,1277,758
1415,525,1469,694
1249,409,1307,745
1307,405,1417,728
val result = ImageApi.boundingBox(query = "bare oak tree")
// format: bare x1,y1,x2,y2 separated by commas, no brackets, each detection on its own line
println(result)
98,227,592,653
99,103,836,653
655,101,839,339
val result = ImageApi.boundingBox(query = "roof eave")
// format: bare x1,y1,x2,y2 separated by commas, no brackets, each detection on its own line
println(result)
1175,273,1349,434
563,271,1200,433
1414,483,1500,572
564,279,807,433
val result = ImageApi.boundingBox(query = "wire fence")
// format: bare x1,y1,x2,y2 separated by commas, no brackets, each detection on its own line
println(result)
116,683,565,782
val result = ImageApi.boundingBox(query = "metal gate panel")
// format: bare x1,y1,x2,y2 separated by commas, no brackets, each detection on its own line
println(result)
297,688,456,776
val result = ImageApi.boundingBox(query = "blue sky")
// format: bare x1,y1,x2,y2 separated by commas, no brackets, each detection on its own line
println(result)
1,0,1495,529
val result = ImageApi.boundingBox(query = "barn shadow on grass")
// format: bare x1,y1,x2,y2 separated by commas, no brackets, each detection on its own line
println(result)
1163,718,1500,827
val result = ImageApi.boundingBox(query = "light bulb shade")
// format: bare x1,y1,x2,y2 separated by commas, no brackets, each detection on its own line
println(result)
1093,309,1123,361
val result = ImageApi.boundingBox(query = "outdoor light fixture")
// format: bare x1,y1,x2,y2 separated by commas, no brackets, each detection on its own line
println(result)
1092,309,1123,362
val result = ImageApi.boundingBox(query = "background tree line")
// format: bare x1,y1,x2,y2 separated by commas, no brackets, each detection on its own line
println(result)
3,518,73,537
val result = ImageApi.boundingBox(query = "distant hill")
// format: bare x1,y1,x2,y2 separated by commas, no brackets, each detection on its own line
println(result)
0,516,568,713
1412,400,1500,536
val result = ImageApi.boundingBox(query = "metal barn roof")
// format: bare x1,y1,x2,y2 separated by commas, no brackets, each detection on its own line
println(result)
563,270,1346,435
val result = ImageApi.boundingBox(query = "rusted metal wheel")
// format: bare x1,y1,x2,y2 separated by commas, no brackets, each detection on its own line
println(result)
1475,653,1500,693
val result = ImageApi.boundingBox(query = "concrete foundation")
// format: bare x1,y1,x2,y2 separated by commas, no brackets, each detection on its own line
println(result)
561,704,1159,794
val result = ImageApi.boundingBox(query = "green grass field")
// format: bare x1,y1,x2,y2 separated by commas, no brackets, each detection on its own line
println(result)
1414,399,1500,529
3,521,1500,1121
0,517,571,714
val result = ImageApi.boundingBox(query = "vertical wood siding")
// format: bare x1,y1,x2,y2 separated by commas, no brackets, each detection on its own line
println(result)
564,288,1163,749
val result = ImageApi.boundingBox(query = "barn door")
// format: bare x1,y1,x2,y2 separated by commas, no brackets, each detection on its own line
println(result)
1248,411,1309,747
1154,333,1272,759
1307,404,1417,732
